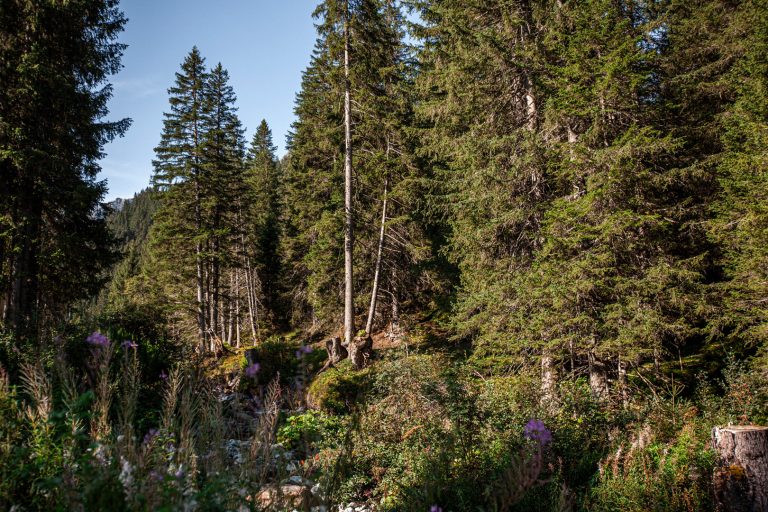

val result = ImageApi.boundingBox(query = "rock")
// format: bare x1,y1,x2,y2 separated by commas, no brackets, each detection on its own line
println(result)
338,503,374,512
257,484,317,509
224,439,250,464
286,475,313,486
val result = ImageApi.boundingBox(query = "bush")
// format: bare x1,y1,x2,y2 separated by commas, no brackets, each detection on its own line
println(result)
307,360,371,414
277,410,343,451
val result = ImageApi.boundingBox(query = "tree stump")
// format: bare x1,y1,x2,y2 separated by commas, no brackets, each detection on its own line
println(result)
325,337,347,365
348,334,372,369
712,425,768,512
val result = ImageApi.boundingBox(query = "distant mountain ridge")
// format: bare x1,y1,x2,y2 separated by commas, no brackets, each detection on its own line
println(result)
108,197,127,213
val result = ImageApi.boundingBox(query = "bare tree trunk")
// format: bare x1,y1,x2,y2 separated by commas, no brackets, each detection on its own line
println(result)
325,337,348,366
195,182,207,352
389,266,400,338
343,5,355,348
210,229,221,348
226,272,234,345
712,426,768,512
365,174,388,335
243,252,258,341
524,74,538,131
588,350,609,400
541,352,558,406
618,358,628,408
235,269,241,348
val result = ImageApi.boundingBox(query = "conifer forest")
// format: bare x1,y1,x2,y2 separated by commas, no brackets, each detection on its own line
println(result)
2,0,768,510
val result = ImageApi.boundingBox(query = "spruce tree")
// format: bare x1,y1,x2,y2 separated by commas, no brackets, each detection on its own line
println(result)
200,62,246,348
0,0,129,338
245,120,283,329
413,0,717,397
283,0,428,361
152,47,210,348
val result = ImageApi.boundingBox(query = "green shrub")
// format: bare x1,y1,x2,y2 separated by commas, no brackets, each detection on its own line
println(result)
307,360,371,414
277,410,342,451
586,418,716,512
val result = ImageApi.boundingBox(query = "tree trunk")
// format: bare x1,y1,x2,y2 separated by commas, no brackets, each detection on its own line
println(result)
617,358,628,408
210,227,221,348
588,350,608,399
349,334,372,370
343,4,355,348
712,426,768,512
193,93,207,352
365,174,388,335
541,353,558,406
235,269,241,348
8,195,41,338
389,266,401,338
326,336,348,365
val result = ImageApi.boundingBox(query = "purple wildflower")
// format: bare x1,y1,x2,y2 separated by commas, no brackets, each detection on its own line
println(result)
121,339,138,350
430,506,443,512
86,331,110,347
174,467,185,479
245,363,261,378
159,370,168,380
523,419,553,446
143,428,159,445
149,470,163,482
296,345,314,359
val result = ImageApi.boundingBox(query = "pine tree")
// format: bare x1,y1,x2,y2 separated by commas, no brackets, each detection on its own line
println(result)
283,0,429,364
244,120,283,330
0,0,129,338
151,51,247,350
413,0,717,397
152,47,210,348
200,62,246,349
663,0,768,352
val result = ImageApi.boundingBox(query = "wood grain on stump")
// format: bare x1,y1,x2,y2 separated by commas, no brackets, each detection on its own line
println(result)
712,425,768,512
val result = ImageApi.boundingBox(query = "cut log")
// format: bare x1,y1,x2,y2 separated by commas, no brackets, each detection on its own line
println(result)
712,425,768,512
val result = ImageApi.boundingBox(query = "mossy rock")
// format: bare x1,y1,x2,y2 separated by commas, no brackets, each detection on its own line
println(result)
307,359,372,414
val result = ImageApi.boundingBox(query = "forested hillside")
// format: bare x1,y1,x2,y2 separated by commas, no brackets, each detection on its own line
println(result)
1,0,767,511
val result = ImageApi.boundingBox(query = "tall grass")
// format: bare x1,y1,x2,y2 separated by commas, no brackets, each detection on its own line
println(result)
0,336,304,511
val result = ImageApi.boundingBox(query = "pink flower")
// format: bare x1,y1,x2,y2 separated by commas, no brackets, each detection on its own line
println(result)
121,340,138,350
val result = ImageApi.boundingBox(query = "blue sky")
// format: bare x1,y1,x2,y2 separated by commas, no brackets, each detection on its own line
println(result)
100,0,320,201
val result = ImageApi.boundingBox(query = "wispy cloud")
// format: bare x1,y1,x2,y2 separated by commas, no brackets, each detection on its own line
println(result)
112,77,164,99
